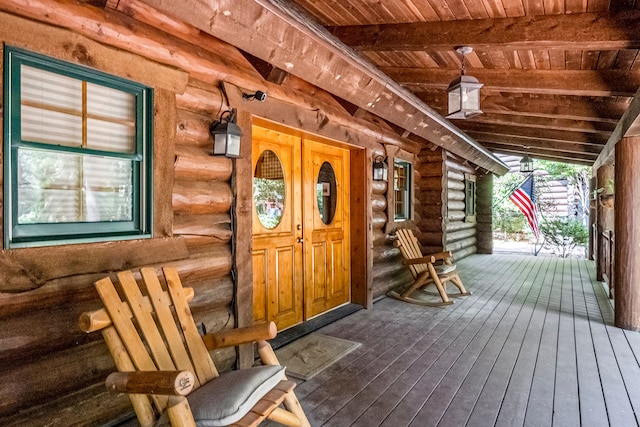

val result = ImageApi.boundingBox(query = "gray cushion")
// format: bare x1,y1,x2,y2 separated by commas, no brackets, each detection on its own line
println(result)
156,365,286,427
188,365,285,427
434,263,456,275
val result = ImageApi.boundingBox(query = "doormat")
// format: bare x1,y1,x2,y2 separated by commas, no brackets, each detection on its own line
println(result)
275,333,361,380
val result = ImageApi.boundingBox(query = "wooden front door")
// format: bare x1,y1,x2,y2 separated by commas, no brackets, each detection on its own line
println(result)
252,125,351,330
303,139,351,319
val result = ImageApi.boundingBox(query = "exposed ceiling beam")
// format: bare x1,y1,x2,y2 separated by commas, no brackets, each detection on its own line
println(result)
470,133,604,155
486,146,595,166
464,113,616,135
458,123,609,145
416,93,628,122
329,11,640,52
138,0,509,175
383,68,640,97
594,86,640,169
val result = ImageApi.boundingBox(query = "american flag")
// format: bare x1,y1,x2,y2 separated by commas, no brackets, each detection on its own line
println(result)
509,175,540,239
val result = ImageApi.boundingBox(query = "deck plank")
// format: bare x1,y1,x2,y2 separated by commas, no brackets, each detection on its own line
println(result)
274,254,640,427
339,254,520,427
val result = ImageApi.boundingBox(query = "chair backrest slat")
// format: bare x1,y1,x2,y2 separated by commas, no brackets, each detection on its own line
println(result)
163,267,218,384
95,276,170,416
118,270,177,373
140,268,201,387
102,326,159,425
395,229,429,277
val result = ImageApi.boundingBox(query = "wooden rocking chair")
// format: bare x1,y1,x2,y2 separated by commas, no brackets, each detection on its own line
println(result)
78,266,310,427
388,229,471,307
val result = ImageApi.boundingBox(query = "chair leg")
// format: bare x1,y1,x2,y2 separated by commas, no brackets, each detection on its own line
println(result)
166,396,196,427
400,277,428,299
283,391,310,427
431,275,451,304
257,341,311,427
449,273,471,296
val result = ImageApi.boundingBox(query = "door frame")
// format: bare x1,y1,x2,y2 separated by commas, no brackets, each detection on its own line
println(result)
246,117,369,322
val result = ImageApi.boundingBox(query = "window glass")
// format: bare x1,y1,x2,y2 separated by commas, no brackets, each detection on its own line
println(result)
253,150,285,229
316,161,337,225
465,176,476,222
4,47,153,248
394,160,412,221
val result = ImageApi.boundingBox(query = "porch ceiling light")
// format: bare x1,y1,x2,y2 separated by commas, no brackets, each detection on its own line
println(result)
210,108,242,158
446,46,483,120
520,153,534,173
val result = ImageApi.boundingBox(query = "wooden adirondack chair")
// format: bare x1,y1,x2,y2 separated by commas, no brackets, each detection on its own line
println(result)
388,229,471,307
78,266,310,427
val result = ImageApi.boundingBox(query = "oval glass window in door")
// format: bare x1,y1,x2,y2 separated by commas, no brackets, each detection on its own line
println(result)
253,150,285,229
317,161,337,225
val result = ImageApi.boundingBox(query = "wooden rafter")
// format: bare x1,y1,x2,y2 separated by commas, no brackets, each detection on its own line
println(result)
136,0,509,175
468,133,604,155
464,113,616,135
458,123,609,145
486,146,595,166
383,68,640,97
416,93,629,123
329,11,640,52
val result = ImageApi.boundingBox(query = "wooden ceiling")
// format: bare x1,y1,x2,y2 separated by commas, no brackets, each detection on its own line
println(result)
288,0,640,166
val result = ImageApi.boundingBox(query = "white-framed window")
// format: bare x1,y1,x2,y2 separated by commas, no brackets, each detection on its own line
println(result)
3,47,153,248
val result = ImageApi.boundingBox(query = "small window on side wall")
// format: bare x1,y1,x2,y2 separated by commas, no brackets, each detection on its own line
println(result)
3,47,153,248
464,173,476,222
394,159,412,221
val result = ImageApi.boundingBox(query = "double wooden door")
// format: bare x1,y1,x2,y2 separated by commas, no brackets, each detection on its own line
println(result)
252,125,351,330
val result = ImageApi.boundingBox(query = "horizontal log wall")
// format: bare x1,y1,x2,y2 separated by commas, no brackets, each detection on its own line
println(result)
444,154,478,260
0,4,239,426
477,172,494,254
416,148,446,254
0,1,492,424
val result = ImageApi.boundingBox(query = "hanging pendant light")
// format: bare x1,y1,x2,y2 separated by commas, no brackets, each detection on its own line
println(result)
519,147,534,173
446,46,483,120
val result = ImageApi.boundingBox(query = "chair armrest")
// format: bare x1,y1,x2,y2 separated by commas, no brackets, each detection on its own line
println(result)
105,371,195,396
405,256,437,265
202,321,278,350
427,251,453,262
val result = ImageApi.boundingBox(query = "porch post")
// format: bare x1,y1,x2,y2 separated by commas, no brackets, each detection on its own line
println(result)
596,164,614,282
615,136,640,331
588,176,596,260
476,172,493,254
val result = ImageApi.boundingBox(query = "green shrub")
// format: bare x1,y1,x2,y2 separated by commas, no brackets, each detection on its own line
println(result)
540,218,588,258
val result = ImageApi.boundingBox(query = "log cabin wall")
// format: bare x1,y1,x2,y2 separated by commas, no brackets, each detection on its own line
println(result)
444,153,478,260
0,1,416,424
416,147,446,255
371,179,410,299
476,172,494,254
0,1,495,424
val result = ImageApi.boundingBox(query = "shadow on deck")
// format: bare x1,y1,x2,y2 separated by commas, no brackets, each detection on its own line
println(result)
286,254,640,427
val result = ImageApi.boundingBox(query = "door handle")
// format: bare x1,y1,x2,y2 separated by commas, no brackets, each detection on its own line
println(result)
297,237,304,243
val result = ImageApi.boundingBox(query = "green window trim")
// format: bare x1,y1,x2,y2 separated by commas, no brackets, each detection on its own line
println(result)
464,174,477,222
393,159,412,221
3,47,153,248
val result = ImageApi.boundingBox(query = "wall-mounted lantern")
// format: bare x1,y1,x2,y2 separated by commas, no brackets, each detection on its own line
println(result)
373,155,388,181
209,108,242,158
446,46,483,120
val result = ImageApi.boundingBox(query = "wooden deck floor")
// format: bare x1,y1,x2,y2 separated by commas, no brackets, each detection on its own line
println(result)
288,254,640,427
